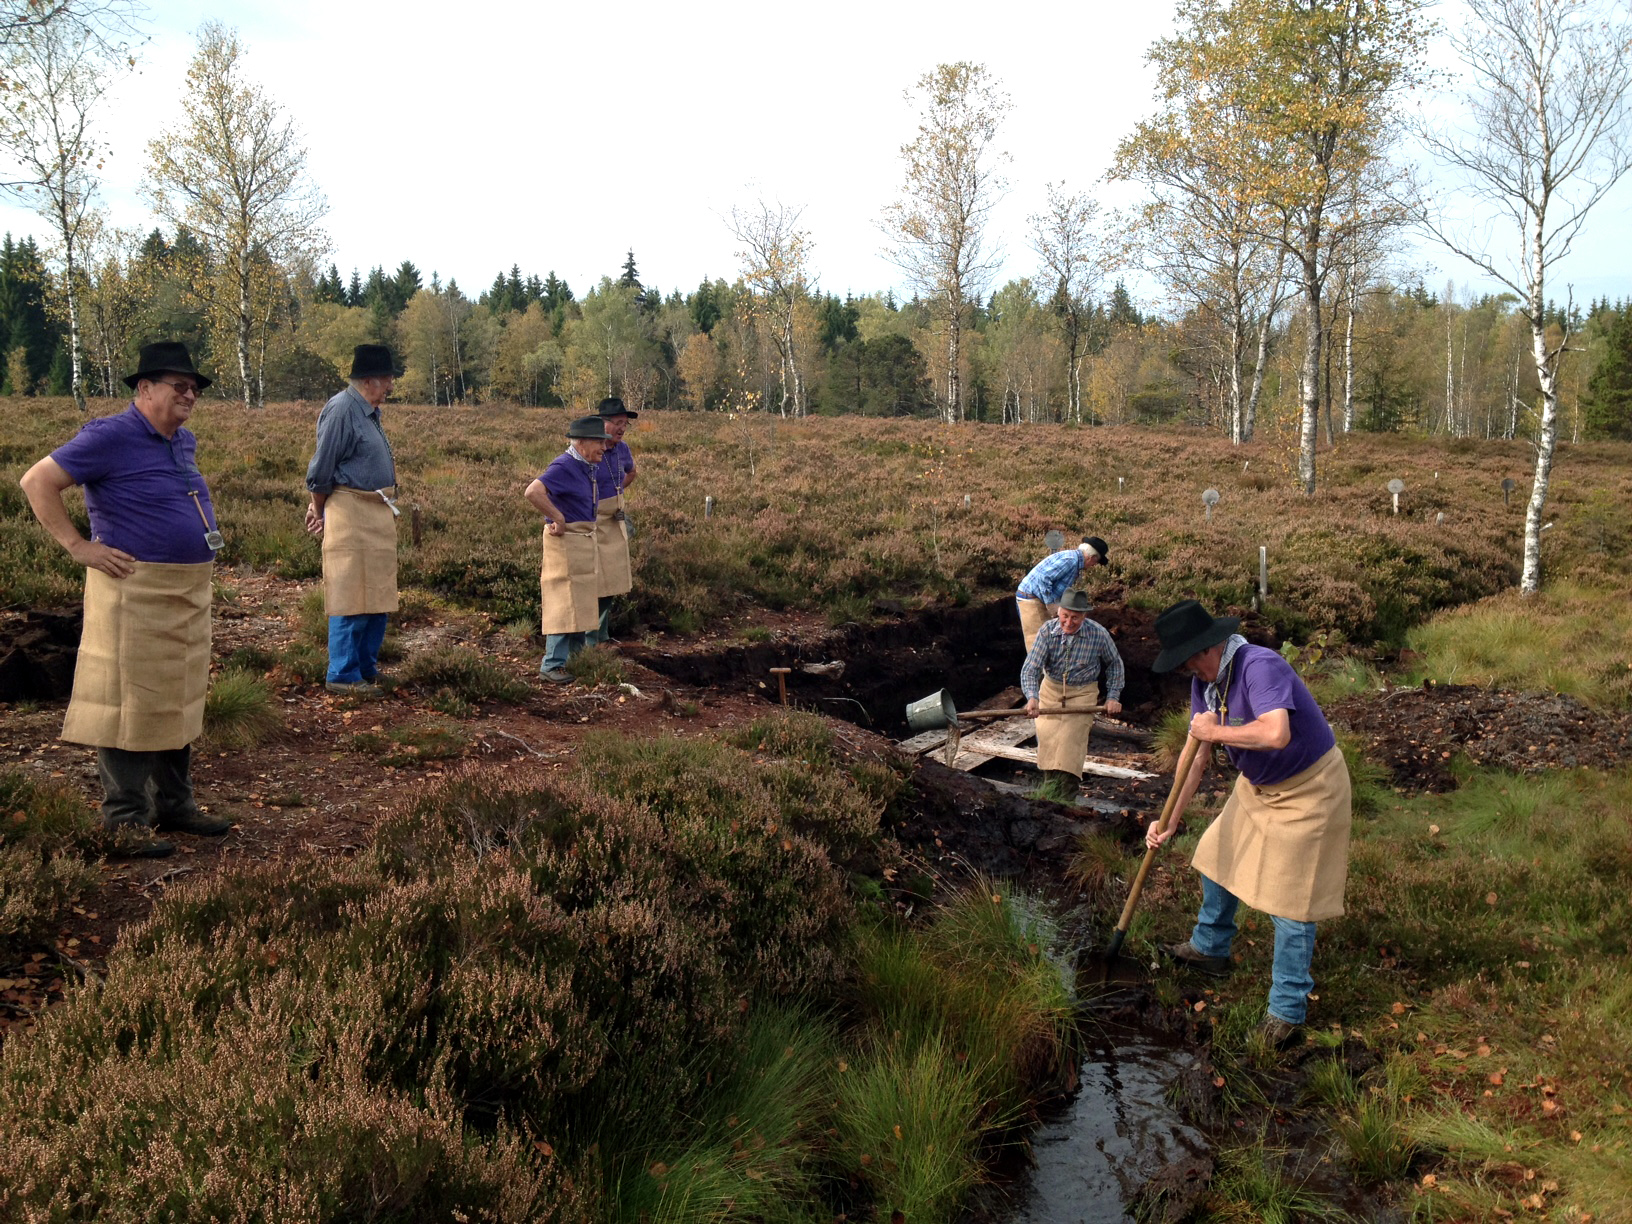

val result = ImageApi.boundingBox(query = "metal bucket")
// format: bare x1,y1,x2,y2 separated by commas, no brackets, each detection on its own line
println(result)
905,689,958,731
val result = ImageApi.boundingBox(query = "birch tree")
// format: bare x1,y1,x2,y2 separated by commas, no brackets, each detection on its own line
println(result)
728,196,812,418
882,61,1010,423
1139,0,1424,482
144,22,326,407
1115,15,1293,444
1417,0,1632,594
1028,183,1114,424
0,3,137,411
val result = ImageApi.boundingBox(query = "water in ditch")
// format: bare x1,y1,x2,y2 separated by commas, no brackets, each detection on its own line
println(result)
1006,1026,1210,1224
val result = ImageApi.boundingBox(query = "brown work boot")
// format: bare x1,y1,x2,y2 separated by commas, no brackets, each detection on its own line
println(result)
1256,1014,1303,1049
1160,939,1233,977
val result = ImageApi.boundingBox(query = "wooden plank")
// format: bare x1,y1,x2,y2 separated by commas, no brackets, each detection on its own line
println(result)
898,728,950,755
956,741,1156,781
949,720,1039,770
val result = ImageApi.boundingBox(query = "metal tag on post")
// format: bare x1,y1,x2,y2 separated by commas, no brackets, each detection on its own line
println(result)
1044,529,1065,552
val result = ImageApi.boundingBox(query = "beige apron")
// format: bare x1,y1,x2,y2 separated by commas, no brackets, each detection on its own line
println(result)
1191,744,1352,922
540,522,599,634
1034,674,1097,776
1019,597,1055,653
595,494,632,598
61,562,212,752
322,487,399,616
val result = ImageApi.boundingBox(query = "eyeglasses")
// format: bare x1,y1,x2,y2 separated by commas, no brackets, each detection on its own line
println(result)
156,378,200,397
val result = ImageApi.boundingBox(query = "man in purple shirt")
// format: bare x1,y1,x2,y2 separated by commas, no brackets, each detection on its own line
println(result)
1145,600,1352,1049
525,416,606,682
18,342,233,858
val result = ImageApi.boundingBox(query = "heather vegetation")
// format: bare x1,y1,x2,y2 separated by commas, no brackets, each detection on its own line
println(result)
10,399,1629,651
0,714,1080,1221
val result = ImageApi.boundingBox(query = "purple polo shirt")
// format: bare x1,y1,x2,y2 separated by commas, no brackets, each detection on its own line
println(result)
596,440,634,502
540,449,600,524
1190,643,1335,787
50,403,217,564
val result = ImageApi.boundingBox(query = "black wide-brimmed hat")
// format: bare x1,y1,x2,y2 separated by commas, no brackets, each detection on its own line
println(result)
595,396,638,419
350,344,401,379
1152,600,1241,674
1083,536,1109,562
1058,590,1092,614
566,415,609,440
124,341,212,390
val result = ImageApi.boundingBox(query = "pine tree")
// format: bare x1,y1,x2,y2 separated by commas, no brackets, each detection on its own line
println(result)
1583,305,1632,440
618,250,641,290
346,268,362,308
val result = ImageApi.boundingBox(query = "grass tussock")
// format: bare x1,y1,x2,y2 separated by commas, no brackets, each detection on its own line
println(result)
200,667,283,750
0,770,100,963
564,644,625,687
400,645,532,704
1405,580,1632,708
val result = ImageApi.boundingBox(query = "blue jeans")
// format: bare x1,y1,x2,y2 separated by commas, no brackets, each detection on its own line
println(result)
327,613,388,684
584,596,615,646
1190,873,1318,1025
542,632,585,674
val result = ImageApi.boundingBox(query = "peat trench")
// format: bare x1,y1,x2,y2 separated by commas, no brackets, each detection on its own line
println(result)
635,596,1303,1223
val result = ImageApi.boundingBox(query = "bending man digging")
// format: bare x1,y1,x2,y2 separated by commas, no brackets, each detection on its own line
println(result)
1145,599,1352,1049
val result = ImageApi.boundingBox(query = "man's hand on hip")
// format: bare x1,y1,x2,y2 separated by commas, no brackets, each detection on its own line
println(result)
71,537,135,579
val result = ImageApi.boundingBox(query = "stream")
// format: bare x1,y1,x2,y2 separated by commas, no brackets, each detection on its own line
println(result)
1008,1025,1210,1224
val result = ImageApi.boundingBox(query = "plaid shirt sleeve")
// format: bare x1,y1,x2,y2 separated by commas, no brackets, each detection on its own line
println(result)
1018,550,1081,602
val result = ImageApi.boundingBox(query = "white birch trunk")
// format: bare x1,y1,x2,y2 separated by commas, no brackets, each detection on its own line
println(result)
1342,291,1355,432
236,244,254,408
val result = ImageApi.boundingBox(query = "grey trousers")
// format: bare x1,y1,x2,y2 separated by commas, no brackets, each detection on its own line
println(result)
96,745,197,829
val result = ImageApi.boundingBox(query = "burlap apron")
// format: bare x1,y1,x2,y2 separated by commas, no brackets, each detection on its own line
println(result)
61,562,212,752
1191,744,1352,922
539,522,599,634
1018,597,1055,652
595,494,632,598
322,487,399,616
1034,674,1097,776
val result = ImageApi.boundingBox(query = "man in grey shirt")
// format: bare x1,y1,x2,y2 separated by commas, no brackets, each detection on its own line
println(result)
304,345,400,696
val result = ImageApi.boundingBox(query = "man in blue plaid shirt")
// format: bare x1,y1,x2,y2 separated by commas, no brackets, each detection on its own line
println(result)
1021,589,1125,792
1016,535,1109,651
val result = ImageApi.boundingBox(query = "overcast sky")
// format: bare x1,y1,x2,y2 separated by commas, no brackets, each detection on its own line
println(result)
2,0,1629,311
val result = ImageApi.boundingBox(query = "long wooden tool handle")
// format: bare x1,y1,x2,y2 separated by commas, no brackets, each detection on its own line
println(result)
957,705,1107,721
1109,734,1203,944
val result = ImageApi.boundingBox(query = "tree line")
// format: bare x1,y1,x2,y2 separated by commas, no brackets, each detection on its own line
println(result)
1,5,1628,482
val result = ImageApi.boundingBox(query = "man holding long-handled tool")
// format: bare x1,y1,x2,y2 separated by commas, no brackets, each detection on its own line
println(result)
1021,589,1124,796
1143,600,1352,1048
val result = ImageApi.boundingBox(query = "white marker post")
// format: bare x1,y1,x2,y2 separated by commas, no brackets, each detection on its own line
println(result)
1203,488,1220,522
1387,478,1405,515
704,495,714,519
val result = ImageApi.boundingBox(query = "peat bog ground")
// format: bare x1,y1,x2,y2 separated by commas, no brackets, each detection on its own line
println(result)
3,401,1631,1220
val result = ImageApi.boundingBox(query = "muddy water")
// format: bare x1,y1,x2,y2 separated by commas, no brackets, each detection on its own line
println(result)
1010,1029,1209,1224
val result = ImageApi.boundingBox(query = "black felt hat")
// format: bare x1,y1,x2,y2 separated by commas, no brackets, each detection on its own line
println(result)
350,344,401,379
595,396,638,419
1083,536,1109,562
124,341,212,390
1058,590,1092,614
566,415,609,440
1152,600,1240,674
